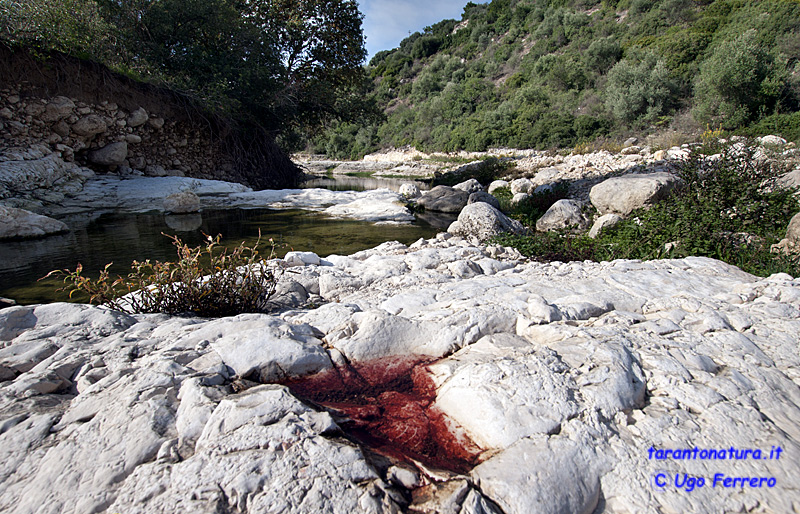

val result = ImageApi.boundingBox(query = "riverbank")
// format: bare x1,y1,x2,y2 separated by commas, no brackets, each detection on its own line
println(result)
1,235,799,512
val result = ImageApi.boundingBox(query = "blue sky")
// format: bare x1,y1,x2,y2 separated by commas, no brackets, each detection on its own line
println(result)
358,0,469,62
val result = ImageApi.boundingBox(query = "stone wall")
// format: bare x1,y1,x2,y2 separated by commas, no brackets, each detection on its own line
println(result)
0,46,300,192
0,89,226,180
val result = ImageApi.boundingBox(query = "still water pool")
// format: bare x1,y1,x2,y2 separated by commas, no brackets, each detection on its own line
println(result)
0,207,451,305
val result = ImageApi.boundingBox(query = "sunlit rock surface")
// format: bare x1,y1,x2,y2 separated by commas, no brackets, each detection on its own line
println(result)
60,175,414,223
2,236,800,513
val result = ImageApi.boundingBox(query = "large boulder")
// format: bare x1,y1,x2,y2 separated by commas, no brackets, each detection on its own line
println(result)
0,206,68,239
416,185,469,213
536,199,589,232
448,202,527,240
88,142,128,166
788,212,800,243
771,212,800,255
589,172,680,216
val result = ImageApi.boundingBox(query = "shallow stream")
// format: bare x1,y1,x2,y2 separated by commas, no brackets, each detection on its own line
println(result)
0,176,450,304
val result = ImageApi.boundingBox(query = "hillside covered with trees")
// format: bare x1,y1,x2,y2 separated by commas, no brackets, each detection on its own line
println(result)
313,0,800,159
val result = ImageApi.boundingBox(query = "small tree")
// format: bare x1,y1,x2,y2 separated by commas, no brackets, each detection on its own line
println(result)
604,50,675,124
693,29,786,128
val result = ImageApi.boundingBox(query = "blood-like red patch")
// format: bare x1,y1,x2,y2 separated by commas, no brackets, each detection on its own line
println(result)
281,355,480,474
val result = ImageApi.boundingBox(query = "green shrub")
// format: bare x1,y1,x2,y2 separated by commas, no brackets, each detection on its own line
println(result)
604,51,676,123
45,234,282,316
0,0,115,60
739,111,800,143
504,182,570,227
693,29,787,128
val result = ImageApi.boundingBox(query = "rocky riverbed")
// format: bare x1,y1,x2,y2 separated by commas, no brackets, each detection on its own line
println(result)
2,234,799,513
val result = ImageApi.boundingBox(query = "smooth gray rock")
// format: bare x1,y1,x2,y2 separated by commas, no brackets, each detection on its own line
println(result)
448,202,526,241
536,199,589,232
42,96,75,122
467,191,501,210
590,172,680,216
88,142,128,166
0,206,68,239
71,115,107,137
126,107,148,128
416,185,469,213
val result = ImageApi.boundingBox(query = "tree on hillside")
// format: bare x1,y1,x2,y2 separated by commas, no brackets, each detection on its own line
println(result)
604,50,675,124
693,29,788,128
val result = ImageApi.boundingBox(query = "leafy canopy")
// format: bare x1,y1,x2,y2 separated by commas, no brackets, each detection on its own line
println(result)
1,0,369,137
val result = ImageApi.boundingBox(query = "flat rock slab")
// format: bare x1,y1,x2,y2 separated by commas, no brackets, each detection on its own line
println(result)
0,206,68,239
1,238,800,513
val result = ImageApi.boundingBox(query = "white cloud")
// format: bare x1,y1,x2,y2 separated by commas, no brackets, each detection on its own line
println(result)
358,0,468,60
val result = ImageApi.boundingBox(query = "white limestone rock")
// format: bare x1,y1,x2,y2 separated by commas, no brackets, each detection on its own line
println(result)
510,177,533,195
453,178,483,194
284,251,321,267
2,238,800,514
0,206,68,239
757,135,787,146
487,180,509,194
588,213,622,238
195,314,332,382
535,199,589,232
472,433,601,514
399,182,421,198
447,202,526,241
590,172,681,215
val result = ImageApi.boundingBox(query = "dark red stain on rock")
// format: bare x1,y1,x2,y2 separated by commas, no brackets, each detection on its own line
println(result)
281,355,481,474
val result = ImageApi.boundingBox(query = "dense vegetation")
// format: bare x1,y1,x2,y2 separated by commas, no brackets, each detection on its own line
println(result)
492,141,800,277
0,0,372,146
312,0,800,158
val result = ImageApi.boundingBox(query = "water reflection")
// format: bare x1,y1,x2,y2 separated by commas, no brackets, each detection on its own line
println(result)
165,213,203,232
302,175,430,192
0,208,441,305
